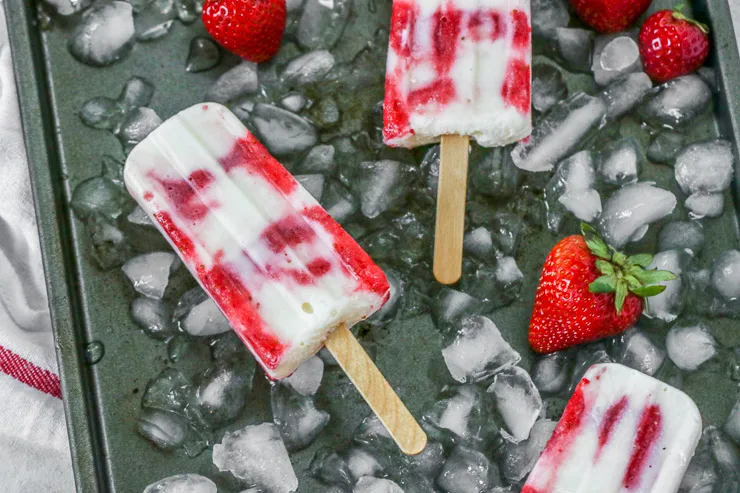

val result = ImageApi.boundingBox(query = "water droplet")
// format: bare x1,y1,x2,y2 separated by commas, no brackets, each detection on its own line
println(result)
186,37,221,73
84,341,105,364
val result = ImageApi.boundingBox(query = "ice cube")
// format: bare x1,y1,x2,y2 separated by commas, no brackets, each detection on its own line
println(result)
531,352,570,395
295,174,326,201
68,1,135,66
271,383,329,451
118,76,155,110
118,107,163,153
545,150,600,231
647,131,685,165
173,287,231,336
130,297,176,340
511,93,607,172
423,386,496,447
599,72,653,121
568,343,613,393
280,93,308,113
370,269,403,324
597,182,676,248
212,423,298,492
724,394,740,445
490,213,524,256
309,448,352,487
658,221,704,254
283,355,324,396
712,250,740,301
469,147,520,200
356,160,415,219
296,0,351,50
192,357,255,427
437,446,491,493
597,137,642,186
463,228,495,261
705,426,740,488
532,63,568,113
616,329,666,376
346,448,384,482
175,0,204,23
461,258,524,310
442,315,521,384
593,35,641,86
134,0,175,41
488,367,542,443
639,75,712,129
71,177,128,221
298,145,336,174
282,50,336,87
555,27,594,73
79,97,125,131
353,477,403,493
286,0,303,11
666,322,717,371
186,37,221,73
122,252,178,299
128,206,154,227
307,97,340,128
499,419,557,482
137,407,188,450
205,62,259,103
531,0,570,40
698,66,719,93
675,140,734,196
644,249,690,322
251,104,318,157
432,289,483,330
143,474,217,493
686,193,724,219
45,0,90,15
142,368,192,412
680,443,719,493
406,441,446,478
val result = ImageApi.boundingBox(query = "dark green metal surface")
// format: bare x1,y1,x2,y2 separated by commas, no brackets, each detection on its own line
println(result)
4,0,740,492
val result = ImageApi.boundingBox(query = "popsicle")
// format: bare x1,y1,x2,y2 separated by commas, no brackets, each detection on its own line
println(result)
124,103,426,455
384,0,532,284
523,363,702,493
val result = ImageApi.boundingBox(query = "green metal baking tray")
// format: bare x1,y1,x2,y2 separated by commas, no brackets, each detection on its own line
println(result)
4,0,740,491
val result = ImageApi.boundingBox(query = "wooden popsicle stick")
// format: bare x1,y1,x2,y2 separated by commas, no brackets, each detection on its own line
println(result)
433,134,470,285
324,323,427,456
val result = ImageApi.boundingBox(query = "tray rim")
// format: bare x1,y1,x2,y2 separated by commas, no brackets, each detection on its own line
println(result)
4,1,740,491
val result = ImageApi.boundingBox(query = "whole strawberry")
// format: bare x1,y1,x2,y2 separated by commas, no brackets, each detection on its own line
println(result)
570,0,652,33
639,9,710,83
202,0,286,63
529,224,675,354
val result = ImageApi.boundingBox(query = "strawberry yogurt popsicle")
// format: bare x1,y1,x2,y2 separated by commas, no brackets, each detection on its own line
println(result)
523,363,702,493
124,103,390,379
383,0,532,284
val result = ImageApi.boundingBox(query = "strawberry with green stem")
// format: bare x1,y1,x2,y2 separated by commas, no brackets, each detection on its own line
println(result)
529,223,676,354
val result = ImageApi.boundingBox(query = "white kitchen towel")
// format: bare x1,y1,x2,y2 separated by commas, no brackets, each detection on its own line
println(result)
0,3,75,492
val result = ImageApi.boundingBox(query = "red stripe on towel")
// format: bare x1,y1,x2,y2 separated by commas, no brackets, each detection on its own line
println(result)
0,345,61,398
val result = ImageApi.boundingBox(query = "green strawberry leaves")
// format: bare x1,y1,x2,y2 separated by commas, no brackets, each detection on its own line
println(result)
673,7,709,34
580,222,676,315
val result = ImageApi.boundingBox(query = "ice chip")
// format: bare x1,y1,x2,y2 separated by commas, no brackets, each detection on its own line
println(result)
79,97,125,131
658,221,704,254
282,50,336,87
297,0,351,50
130,297,176,340
545,150,600,231
531,0,570,40
639,75,712,129
271,383,330,451
686,193,724,219
617,329,666,376
499,419,557,482
283,355,324,396
356,160,415,219
463,227,495,261
137,407,188,450
488,366,543,443
68,1,135,66
212,423,298,492
193,357,256,427
666,322,717,371
711,250,740,301
122,252,178,299
532,63,568,114
469,147,520,200
675,140,734,195
205,62,259,103
71,176,128,221
597,182,676,248
186,37,221,73
432,289,483,331
118,107,163,153
423,386,496,447
353,476,403,493
532,352,570,395
128,205,154,226
724,394,740,445
346,448,384,482
309,448,352,487
298,145,336,174
643,249,689,322
592,34,642,87
437,446,491,493
406,441,446,478
280,93,308,113
555,27,594,73
143,474,217,493
442,315,521,384
134,0,176,41
597,137,642,186
647,130,685,164
511,93,607,172
295,174,326,201
251,103,318,156
45,0,90,15
599,72,653,121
